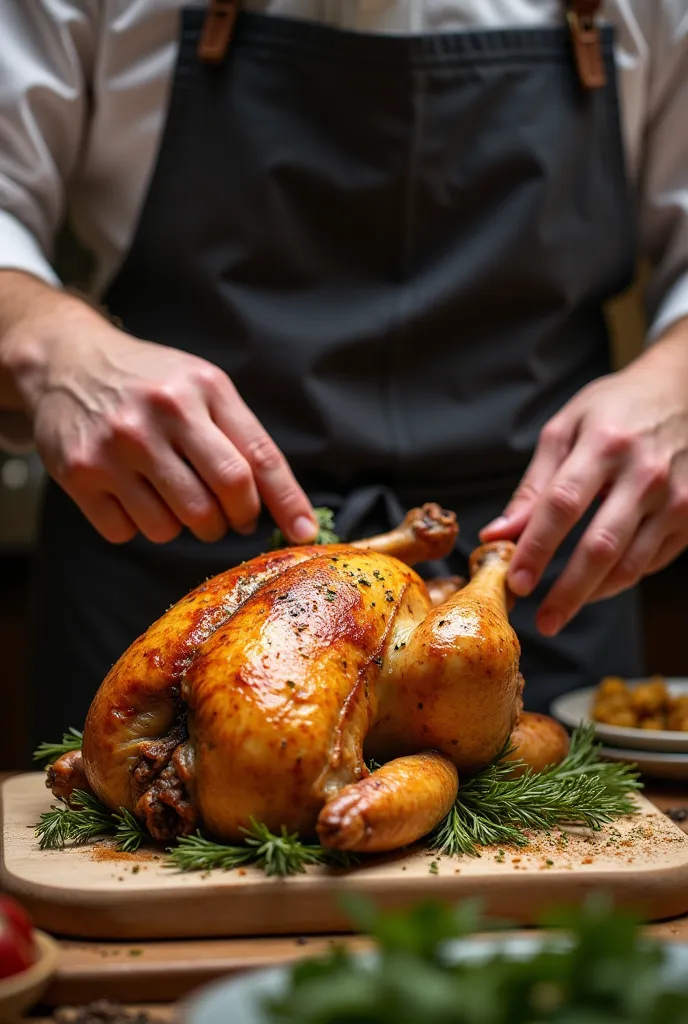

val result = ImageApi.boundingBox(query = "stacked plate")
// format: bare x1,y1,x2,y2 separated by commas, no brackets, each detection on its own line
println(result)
551,678,688,780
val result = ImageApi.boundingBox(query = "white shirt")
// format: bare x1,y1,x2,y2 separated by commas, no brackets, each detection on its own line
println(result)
0,2,687,364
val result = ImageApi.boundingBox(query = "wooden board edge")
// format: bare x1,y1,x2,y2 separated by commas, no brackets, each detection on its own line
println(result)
8,857,688,940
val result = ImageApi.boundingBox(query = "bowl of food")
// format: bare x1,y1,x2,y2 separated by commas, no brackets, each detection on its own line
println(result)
0,895,59,1019
551,675,688,753
180,897,688,1024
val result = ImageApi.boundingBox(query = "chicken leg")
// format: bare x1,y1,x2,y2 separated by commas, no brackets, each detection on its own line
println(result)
369,541,522,775
317,751,458,852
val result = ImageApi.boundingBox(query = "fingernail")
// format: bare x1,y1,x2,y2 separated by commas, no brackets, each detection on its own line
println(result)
538,611,564,637
236,520,257,536
291,515,318,543
484,516,510,534
509,569,534,596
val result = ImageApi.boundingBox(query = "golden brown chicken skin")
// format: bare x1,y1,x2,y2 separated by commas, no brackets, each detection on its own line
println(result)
56,504,561,855
317,751,458,852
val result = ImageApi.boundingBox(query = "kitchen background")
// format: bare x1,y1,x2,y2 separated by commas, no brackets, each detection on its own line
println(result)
1,250,686,771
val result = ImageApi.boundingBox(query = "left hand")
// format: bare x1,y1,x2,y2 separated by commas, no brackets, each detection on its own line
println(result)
480,321,688,637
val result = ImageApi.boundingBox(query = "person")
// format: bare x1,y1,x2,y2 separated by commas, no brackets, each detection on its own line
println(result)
1,0,687,750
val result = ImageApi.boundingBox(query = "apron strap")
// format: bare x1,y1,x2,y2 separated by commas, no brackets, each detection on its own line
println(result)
198,0,240,62
567,0,606,90
196,2,607,87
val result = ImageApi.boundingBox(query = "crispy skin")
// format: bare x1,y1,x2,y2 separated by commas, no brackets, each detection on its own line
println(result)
82,547,324,812
76,503,527,853
504,712,570,775
369,542,522,775
183,550,427,838
317,751,458,852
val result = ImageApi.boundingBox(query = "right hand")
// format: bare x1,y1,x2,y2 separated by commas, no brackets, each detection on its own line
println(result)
2,283,317,546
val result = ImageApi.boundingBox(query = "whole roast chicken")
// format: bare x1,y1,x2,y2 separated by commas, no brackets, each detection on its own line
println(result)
49,505,568,853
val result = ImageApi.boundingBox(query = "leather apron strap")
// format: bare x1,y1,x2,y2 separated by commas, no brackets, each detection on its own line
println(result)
197,0,606,90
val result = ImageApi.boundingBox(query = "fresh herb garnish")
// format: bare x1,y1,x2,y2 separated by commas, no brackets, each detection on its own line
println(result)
32,727,83,764
113,807,147,853
35,789,118,850
32,724,642,874
166,819,355,876
431,723,642,857
269,508,339,550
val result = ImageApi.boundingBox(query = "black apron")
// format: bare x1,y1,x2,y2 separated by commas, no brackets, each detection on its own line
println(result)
31,8,642,753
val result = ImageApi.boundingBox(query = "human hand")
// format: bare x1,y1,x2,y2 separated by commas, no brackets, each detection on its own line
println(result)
480,322,688,636
1,277,317,546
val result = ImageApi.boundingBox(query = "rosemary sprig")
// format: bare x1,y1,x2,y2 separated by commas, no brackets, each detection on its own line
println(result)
32,728,83,764
113,808,147,853
431,723,642,858
269,507,340,550
166,818,355,876
35,789,115,850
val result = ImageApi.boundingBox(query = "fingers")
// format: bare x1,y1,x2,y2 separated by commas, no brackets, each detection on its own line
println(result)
175,419,261,536
114,474,183,543
589,527,684,604
534,479,644,635
479,414,575,543
75,492,138,545
142,451,228,543
207,376,317,543
506,446,609,599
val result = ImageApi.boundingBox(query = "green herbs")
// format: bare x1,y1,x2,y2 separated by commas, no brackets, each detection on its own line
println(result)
113,808,147,853
35,790,125,850
33,728,83,764
166,820,355,877
265,894,688,1023
269,508,340,550
33,724,642,877
431,724,642,858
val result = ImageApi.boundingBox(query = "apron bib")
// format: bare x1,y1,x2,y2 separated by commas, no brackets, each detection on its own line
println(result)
31,7,640,750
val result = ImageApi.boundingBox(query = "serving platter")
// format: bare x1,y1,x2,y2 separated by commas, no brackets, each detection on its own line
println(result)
3,774,688,941
598,745,688,782
551,679,688,753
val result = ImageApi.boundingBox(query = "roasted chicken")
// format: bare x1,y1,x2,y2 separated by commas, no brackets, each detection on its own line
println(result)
49,504,569,853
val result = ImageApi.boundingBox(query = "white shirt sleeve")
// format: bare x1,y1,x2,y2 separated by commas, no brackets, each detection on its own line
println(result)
0,0,97,286
641,1,688,342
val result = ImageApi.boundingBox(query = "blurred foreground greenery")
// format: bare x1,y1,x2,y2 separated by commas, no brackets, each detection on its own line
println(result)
266,895,688,1024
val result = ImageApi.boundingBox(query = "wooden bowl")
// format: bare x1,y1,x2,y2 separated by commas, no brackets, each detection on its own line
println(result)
0,930,60,1020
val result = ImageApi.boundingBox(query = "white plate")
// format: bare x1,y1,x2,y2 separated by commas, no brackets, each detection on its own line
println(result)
180,937,688,1023
599,744,688,781
551,679,688,753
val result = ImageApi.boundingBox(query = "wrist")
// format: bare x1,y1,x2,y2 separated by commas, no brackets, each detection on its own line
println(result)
0,272,108,414
637,314,688,381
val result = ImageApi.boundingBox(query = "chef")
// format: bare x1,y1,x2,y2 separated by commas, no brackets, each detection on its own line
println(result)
0,1,687,749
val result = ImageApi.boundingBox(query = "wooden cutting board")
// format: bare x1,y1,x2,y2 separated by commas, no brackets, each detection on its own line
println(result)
3,773,688,940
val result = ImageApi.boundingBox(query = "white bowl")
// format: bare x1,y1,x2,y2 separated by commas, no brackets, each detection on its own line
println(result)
551,679,688,753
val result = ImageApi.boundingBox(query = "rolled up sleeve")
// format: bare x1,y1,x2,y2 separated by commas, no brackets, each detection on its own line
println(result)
0,0,95,283
640,3,688,342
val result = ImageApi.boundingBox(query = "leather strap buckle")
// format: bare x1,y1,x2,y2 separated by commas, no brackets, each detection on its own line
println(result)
567,1,606,90
198,0,239,63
